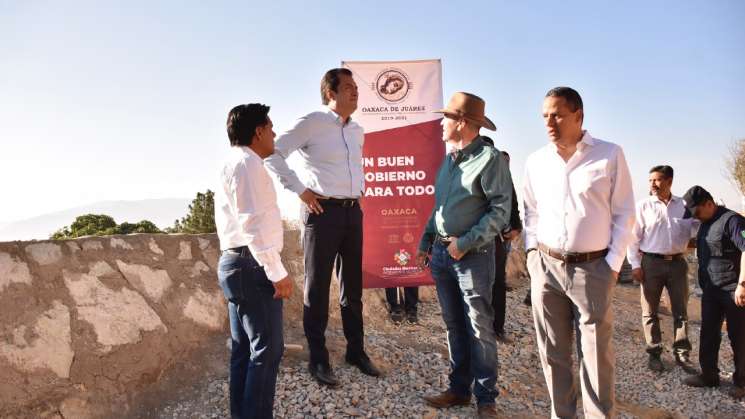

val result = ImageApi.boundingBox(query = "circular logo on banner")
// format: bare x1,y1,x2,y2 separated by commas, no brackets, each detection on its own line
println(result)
375,69,411,103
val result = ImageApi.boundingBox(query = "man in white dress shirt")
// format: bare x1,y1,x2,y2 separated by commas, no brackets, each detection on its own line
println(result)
265,68,380,387
627,165,698,373
523,87,635,418
215,104,294,419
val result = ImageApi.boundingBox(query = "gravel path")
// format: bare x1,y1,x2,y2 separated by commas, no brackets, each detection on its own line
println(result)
147,280,745,419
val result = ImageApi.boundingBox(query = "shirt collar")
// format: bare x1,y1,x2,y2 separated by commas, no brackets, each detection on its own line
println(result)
651,194,680,204
323,106,353,126
238,145,260,159
450,136,484,161
576,130,594,150
546,130,593,153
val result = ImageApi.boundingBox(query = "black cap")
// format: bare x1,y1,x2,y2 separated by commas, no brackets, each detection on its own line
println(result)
682,185,713,216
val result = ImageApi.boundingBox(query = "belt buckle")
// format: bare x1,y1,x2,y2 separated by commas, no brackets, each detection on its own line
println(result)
664,255,673,261
342,199,354,208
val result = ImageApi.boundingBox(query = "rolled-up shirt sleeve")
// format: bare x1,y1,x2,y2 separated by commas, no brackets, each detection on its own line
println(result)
233,161,288,283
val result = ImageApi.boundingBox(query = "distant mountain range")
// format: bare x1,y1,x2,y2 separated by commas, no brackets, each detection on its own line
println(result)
0,198,191,242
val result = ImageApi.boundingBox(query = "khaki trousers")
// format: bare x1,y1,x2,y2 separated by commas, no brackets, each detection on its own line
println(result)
639,254,690,356
528,250,616,419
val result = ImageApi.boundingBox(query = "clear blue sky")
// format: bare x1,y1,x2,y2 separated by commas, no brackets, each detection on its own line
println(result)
1,1,744,223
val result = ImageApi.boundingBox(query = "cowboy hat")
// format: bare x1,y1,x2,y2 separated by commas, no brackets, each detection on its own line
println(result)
434,92,496,131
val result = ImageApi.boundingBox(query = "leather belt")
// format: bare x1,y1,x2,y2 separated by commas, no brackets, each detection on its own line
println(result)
436,235,454,245
643,252,683,261
538,243,608,264
223,246,249,256
320,198,358,207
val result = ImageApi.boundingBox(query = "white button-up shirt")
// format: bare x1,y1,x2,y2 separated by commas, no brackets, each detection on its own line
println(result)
523,131,636,272
215,146,287,283
626,195,699,269
264,107,365,198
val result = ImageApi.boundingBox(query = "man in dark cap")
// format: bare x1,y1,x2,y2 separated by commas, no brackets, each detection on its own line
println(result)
681,185,745,399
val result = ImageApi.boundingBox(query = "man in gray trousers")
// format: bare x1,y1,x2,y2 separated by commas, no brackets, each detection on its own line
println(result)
523,87,635,418
627,165,698,373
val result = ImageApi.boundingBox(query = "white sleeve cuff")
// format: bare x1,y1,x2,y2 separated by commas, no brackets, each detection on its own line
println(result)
263,261,289,283
605,251,625,273
253,249,288,283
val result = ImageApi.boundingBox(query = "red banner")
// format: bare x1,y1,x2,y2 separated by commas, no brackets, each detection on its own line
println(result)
342,60,444,288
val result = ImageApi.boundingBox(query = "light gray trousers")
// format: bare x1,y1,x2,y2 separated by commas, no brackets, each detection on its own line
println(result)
528,250,616,419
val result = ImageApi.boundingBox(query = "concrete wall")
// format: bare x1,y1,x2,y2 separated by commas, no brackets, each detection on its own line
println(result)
0,228,528,418
0,233,238,418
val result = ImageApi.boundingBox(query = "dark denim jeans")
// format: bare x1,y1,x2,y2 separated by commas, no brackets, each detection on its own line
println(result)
429,241,499,406
218,248,284,419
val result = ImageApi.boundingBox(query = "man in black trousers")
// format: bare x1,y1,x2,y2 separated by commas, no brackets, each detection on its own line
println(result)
265,68,380,387
385,286,419,323
681,186,745,399
482,144,522,341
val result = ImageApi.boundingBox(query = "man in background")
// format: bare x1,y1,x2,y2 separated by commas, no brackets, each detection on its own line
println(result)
627,165,697,373
681,186,745,399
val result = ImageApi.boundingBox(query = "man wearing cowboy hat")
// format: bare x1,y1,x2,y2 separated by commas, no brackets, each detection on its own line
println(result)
417,92,513,419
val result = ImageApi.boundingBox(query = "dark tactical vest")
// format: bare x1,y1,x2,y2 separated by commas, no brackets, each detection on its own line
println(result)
697,208,740,291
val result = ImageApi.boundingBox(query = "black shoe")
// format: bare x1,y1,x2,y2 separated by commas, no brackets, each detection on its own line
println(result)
648,353,664,372
683,373,720,388
308,362,339,387
405,310,418,324
345,354,381,377
674,353,698,374
390,307,404,324
523,292,532,307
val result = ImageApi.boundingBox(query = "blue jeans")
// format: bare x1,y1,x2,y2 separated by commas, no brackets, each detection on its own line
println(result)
429,241,499,405
218,248,284,419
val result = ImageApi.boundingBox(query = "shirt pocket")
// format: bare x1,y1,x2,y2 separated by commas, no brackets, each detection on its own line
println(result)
572,167,608,195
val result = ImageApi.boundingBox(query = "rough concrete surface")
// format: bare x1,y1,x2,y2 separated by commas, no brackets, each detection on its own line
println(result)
0,232,234,418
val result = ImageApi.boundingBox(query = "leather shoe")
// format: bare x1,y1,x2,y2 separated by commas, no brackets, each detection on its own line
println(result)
422,390,471,408
495,332,512,344
390,307,404,324
308,362,339,387
405,310,418,324
674,353,697,374
345,354,381,377
683,374,720,388
647,353,664,372
477,404,499,418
